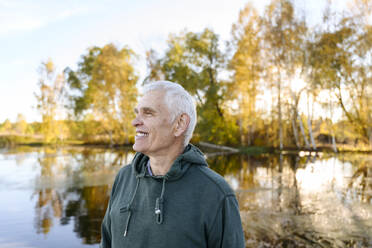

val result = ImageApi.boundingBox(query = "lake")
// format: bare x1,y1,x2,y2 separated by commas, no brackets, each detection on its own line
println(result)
0,146,371,248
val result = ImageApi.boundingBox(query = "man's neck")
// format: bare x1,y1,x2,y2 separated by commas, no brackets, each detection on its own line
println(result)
148,144,184,176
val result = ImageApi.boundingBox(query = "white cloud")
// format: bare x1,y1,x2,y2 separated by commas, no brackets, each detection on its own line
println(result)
54,7,89,21
0,1,92,36
9,58,30,66
0,15,45,34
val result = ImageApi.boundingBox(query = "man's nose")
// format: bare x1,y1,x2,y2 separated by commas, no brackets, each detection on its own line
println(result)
132,116,143,127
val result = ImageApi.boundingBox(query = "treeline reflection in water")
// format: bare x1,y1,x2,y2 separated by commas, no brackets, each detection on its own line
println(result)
209,152,372,247
0,146,371,248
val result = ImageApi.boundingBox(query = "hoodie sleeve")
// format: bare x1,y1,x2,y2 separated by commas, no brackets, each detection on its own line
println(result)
100,171,120,248
100,201,112,248
207,194,245,248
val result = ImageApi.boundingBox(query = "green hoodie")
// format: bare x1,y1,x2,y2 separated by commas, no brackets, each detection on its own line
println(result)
100,144,245,248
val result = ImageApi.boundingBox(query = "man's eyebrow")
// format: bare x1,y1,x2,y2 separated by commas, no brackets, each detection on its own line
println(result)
142,107,156,113
134,107,156,113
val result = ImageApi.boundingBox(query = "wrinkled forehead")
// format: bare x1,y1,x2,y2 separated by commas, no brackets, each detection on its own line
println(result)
136,90,169,112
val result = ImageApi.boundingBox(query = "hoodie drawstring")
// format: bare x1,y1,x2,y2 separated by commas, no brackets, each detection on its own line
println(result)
155,177,166,224
121,177,140,237
121,175,166,237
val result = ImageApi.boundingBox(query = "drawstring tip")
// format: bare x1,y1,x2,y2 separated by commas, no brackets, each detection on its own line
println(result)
155,197,164,224
123,230,127,237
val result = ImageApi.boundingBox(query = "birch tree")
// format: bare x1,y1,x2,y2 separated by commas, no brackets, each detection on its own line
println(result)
261,0,306,149
35,59,67,143
230,4,263,146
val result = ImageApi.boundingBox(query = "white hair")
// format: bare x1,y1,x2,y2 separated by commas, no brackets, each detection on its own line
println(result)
142,81,197,147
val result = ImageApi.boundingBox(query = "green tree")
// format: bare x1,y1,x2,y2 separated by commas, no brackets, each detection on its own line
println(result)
65,43,138,145
147,29,239,145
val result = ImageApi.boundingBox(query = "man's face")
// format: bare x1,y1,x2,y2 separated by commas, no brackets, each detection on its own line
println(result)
132,90,177,156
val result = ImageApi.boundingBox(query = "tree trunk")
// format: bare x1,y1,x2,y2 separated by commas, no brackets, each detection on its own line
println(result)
278,80,283,150
298,114,310,149
239,119,245,146
247,124,255,146
307,118,317,150
292,117,300,148
306,91,316,151
109,130,113,147
331,134,337,153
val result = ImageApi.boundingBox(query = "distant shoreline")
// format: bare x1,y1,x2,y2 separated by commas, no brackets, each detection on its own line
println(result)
1,135,370,154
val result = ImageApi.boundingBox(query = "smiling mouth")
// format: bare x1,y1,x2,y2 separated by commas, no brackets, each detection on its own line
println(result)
136,131,149,137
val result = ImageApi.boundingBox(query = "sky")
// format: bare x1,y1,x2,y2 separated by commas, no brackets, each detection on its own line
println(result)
0,0,348,123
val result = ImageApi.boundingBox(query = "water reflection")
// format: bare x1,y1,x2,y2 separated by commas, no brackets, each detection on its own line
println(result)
0,146,134,247
0,147,371,247
31,147,134,244
217,153,372,247
32,185,110,244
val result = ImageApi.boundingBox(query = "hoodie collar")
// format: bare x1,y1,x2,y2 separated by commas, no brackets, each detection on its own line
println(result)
132,144,207,181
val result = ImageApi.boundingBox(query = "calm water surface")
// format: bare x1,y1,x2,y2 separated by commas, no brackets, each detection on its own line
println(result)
0,146,371,248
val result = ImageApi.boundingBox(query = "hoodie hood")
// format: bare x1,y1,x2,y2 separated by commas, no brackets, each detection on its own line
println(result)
132,144,208,181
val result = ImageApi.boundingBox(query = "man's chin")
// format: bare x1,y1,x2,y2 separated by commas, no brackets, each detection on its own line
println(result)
133,143,146,153
132,143,139,152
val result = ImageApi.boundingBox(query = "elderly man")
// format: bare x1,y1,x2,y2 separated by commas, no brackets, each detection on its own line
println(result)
100,81,245,248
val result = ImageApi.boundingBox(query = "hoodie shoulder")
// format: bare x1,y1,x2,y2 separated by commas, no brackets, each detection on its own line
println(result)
184,144,234,195
114,152,144,183
181,144,208,166
118,163,132,176
112,163,132,186
196,166,235,196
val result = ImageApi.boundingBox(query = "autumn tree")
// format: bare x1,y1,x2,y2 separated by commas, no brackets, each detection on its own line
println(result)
64,44,138,145
35,59,67,143
15,113,28,135
146,29,239,145
260,0,309,149
230,4,263,146
0,119,12,134
310,0,372,147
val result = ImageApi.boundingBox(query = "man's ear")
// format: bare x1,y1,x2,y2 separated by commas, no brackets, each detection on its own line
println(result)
174,113,190,137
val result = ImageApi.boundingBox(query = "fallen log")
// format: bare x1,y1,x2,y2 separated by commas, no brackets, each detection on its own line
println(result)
199,142,239,153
